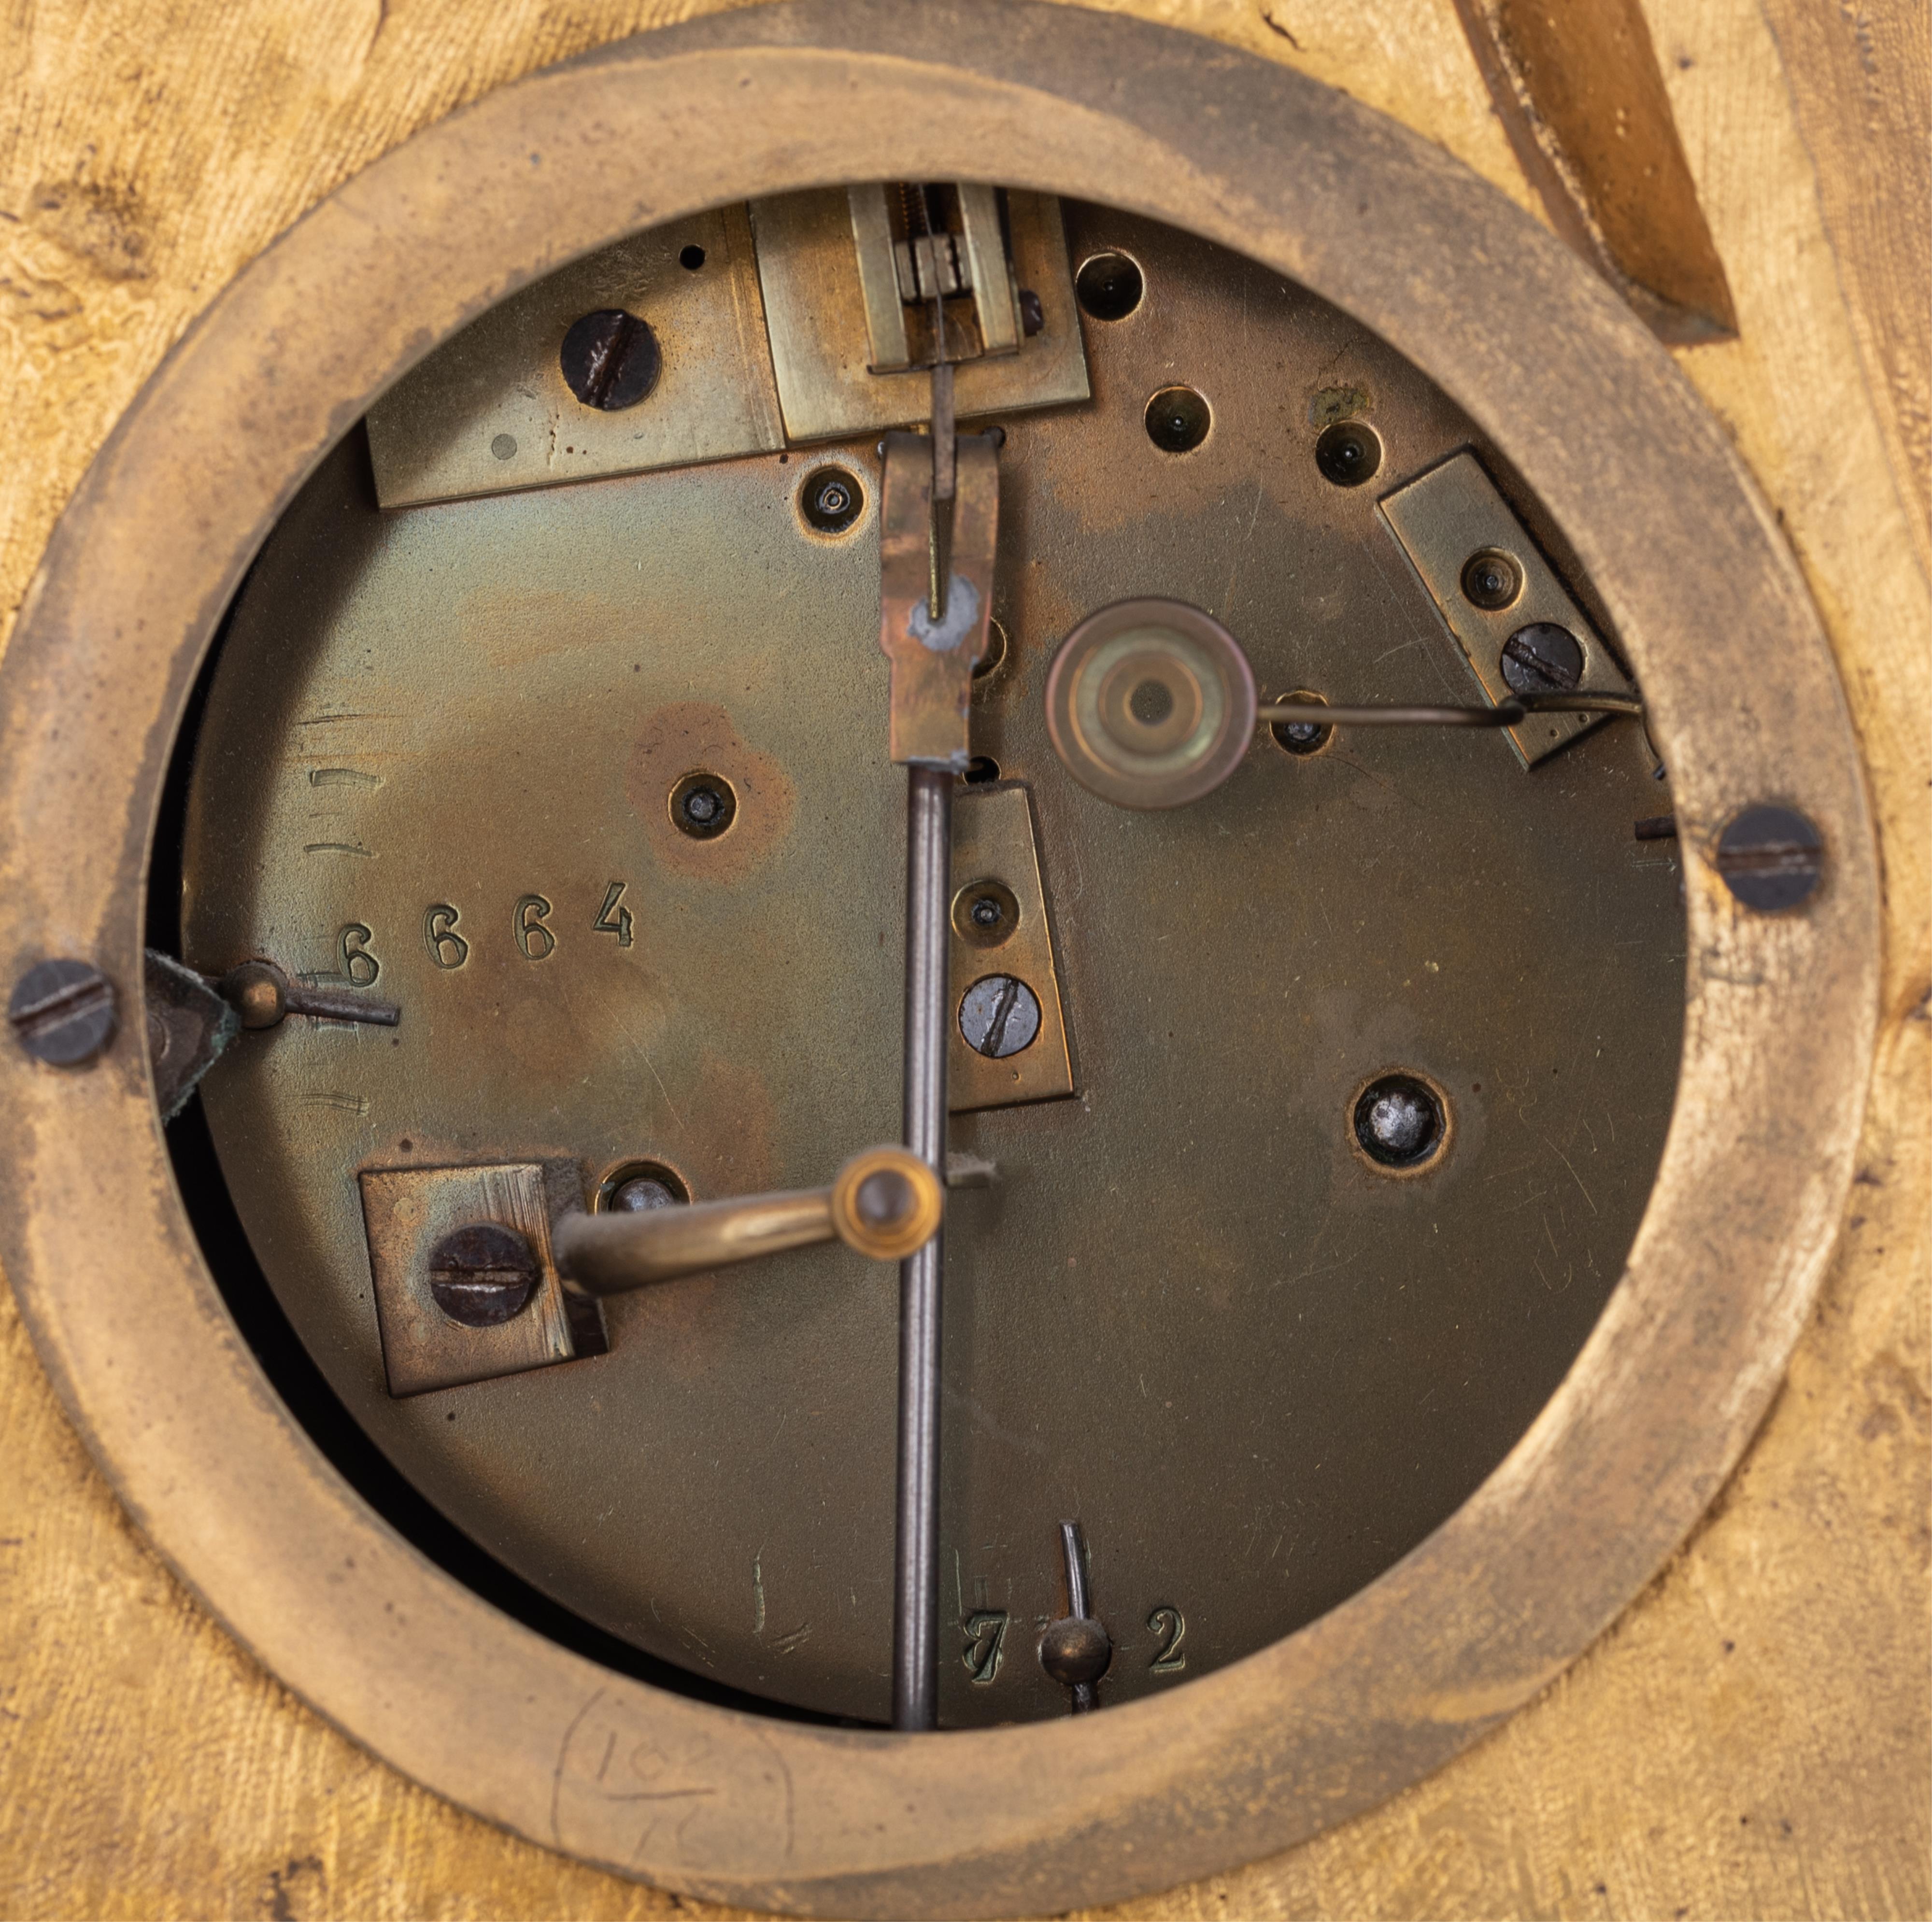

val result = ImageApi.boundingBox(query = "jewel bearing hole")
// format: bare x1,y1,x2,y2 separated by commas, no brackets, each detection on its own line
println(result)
1461,547,1524,611
952,878,1021,949
799,464,865,536
1146,386,1211,453
1269,689,1332,757
1315,419,1381,487
1353,1074,1449,1171
669,770,737,840
1075,250,1144,321
559,308,662,411
1129,678,1174,725
1500,622,1584,694
425,1221,540,1328
959,974,1041,1058
597,1160,693,1213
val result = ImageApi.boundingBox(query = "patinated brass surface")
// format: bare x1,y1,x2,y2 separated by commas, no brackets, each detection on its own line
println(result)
0,4,1887,1914
177,197,1683,1726
367,202,783,509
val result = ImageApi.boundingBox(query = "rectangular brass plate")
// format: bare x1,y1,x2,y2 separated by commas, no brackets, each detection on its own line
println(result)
949,782,1074,1113
365,203,784,509
358,1162,586,1397
750,189,1090,442
1378,451,1635,767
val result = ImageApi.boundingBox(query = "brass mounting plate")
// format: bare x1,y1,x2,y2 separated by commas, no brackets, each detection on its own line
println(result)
359,1161,584,1397
366,202,782,509
947,782,1073,1113
1380,450,1638,765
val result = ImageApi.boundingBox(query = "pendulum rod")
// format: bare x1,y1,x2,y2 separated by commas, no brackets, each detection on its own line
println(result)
895,353,958,1733
876,348,997,1731
894,759,952,1729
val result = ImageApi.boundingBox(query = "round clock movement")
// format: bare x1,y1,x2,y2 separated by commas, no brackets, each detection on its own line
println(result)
0,4,1877,1914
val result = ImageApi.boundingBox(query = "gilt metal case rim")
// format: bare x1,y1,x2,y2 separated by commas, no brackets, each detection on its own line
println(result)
0,2,1878,1915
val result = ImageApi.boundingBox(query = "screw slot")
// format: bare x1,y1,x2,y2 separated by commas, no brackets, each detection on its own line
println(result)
1075,250,1144,321
1145,386,1211,454
799,465,865,536
1315,420,1382,487
1714,803,1823,912
669,771,738,840
959,975,1041,1058
1460,547,1524,611
952,878,1021,949
1500,622,1584,694
8,957,116,1066
559,309,662,411
426,1222,539,1328
1352,1073,1449,1171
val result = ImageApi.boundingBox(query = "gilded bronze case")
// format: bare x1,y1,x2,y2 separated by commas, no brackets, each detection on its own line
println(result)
0,3,1878,1915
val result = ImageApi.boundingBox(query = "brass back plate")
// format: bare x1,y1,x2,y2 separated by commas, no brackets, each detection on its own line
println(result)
0,7,1876,1913
180,203,1684,1731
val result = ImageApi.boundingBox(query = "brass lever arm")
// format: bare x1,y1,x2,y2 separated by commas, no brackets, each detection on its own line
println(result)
554,1145,943,1299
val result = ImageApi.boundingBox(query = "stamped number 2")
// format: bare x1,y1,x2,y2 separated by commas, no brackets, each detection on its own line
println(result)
1148,1605,1187,1673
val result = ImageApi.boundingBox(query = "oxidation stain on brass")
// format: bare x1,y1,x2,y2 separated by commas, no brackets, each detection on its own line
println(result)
627,699,799,884
179,203,1685,1728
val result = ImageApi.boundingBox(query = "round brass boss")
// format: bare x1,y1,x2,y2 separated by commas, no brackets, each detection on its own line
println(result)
828,1146,944,1261
0,4,1877,1915
1044,598,1258,808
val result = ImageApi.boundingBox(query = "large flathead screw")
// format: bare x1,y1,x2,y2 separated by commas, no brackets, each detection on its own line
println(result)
8,958,116,1066
426,1222,540,1328
1714,804,1823,912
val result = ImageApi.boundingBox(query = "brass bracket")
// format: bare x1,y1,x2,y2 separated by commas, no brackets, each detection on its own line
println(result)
948,782,1074,1114
845,182,1023,372
1380,451,1637,767
752,188,1088,442
365,203,783,510
358,1160,603,1397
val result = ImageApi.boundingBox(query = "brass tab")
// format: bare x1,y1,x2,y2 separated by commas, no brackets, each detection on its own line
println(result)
365,203,783,509
948,783,1074,1114
358,1161,596,1397
846,184,913,372
1379,452,1636,767
751,188,1088,442
879,433,999,769
956,183,1022,358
